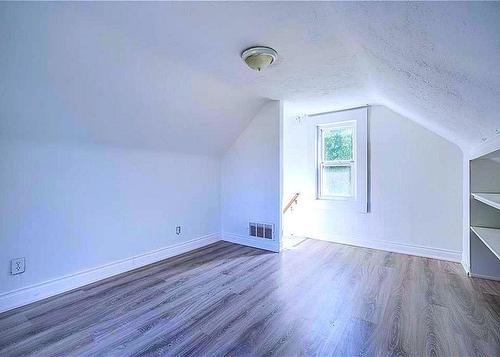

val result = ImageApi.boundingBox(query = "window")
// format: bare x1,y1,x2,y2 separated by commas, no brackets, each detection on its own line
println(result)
317,121,356,199
307,106,367,211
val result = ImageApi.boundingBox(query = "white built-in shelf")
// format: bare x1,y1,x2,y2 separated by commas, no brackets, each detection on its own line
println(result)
471,193,500,211
470,226,500,261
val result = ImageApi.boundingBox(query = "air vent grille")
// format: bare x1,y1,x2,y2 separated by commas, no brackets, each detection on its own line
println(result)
249,222,273,239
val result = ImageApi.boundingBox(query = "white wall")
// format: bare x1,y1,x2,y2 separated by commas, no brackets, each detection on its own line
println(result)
221,101,281,252
283,105,463,261
0,99,282,312
0,140,220,299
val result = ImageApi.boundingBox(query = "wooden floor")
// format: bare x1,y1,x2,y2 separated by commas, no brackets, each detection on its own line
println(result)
1,239,500,356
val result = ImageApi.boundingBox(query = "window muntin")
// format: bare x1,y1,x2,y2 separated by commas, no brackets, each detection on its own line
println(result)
317,122,356,199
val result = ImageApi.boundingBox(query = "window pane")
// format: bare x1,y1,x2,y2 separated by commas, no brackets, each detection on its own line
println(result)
322,166,352,197
323,127,353,161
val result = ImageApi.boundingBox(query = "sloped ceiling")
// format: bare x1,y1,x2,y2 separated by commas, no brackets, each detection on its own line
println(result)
1,2,499,155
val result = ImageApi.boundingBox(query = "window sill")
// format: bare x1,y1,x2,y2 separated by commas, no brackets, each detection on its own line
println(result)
316,197,355,202
312,197,368,213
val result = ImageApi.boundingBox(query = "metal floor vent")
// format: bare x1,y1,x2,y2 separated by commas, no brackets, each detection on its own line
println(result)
249,222,273,239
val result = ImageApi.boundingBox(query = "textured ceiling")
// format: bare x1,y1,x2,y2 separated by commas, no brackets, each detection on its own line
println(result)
1,2,499,154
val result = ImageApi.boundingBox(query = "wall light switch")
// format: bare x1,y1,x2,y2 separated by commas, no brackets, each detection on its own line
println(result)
11,257,25,275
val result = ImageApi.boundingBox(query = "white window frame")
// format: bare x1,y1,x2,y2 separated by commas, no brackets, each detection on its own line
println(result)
316,121,357,200
306,106,368,213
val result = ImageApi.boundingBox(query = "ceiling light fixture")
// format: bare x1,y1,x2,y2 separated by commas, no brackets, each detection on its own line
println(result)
241,46,278,71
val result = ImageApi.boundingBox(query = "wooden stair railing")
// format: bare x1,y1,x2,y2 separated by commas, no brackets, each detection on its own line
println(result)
283,192,300,214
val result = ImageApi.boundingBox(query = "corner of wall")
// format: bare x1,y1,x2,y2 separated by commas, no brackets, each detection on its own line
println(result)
462,153,471,273
220,100,282,253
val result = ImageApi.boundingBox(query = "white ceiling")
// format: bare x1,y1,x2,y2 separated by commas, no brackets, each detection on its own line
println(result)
1,2,499,155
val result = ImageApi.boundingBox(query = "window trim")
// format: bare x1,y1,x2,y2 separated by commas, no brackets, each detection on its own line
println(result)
316,121,357,200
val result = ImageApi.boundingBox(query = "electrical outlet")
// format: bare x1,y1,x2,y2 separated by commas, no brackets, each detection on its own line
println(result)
11,258,25,275
175,226,182,235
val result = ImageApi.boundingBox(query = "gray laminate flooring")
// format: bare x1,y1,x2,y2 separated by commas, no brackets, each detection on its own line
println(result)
1,239,499,356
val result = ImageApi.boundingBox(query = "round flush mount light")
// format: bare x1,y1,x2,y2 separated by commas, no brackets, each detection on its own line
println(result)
241,46,278,71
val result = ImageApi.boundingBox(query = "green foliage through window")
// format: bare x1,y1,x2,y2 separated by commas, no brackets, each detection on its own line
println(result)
323,127,353,161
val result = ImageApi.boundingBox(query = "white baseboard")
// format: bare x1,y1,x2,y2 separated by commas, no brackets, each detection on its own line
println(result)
301,234,462,263
223,232,279,252
470,273,500,282
0,233,220,314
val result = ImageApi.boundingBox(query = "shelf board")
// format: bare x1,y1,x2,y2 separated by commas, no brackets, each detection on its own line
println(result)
471,193,500,211
471,226,500,261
